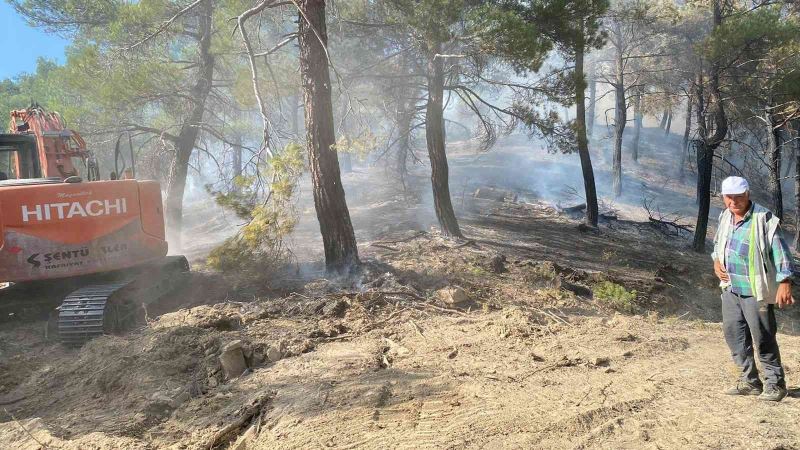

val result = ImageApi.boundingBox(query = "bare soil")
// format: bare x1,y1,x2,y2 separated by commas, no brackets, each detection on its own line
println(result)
2,131,800,450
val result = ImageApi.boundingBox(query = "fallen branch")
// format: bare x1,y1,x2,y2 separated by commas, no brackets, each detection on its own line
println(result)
4,409,47,449
647,217,693,235
205,390,275,449
642,197,693,236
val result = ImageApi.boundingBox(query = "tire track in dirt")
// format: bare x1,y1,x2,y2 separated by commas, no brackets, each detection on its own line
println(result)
239,309,800,449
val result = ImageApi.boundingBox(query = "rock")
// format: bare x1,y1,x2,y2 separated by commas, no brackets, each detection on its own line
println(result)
591,356,610,367
438,286,471,306
447,348,459,359
145,393,174,418
219,340,248,379
266,346,283,363
384,338,411,358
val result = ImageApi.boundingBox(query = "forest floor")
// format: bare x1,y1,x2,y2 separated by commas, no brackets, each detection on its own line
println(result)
2,130,800,449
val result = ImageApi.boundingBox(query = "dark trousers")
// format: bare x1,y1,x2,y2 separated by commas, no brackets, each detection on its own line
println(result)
721,289,785,387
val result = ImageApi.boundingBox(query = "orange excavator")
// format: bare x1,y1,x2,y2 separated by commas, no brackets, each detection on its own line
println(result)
0,105,188,345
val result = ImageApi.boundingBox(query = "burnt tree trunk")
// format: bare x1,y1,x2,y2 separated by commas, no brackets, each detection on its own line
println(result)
695,139,714,250
612,26,626,198
425,44,462,237
575,43,599,227
632,88,642,163
679,94,692,181
587,65,597,139
298,0,359,271
693,0,728,253
766,110,783,219
165,0,215,249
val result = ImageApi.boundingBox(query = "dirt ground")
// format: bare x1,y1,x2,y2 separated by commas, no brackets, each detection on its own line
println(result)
2,130,800,450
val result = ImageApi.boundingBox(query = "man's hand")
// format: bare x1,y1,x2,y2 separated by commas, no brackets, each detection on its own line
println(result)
714,259,729,282
776,281,794,308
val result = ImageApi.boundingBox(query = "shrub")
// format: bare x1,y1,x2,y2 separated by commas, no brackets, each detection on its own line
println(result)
206,143,305,278
593,281,637,314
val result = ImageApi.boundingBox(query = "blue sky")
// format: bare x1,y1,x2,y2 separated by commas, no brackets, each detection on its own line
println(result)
0,2,69,80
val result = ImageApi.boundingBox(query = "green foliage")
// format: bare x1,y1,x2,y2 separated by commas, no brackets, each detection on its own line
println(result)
594,281,637,314
207,143,305,277
704,7,800,65
386,0,466,45
467,6,551,73
332,132,379,160
0,58,70,121
526,0,610,53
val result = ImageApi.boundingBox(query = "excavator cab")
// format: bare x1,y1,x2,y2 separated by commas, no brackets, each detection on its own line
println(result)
0,134,44,181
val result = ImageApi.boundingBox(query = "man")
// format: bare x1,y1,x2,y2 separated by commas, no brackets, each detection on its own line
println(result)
712,176,794,402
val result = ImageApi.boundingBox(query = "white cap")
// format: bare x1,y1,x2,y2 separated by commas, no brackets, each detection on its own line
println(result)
721,176,749,195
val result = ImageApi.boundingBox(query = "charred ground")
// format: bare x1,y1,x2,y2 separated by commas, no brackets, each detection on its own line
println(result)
1,133,800,449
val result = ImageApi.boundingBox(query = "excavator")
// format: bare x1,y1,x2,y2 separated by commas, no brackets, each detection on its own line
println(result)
0,105,189,345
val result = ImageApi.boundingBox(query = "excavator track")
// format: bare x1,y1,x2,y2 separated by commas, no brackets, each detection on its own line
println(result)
58,282,132,345
57,255,190,346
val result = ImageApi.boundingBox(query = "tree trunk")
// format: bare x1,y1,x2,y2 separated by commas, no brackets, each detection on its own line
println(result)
659,109,669,129
694,139,714,251
298,0,359,271
782,139,794,178
291,93,300,137
231,132,242,193
396,97,413,195
165,0,215,250
766,110,783,219
693,0,728,253
587,65,597,139
679,95,692,181
575,43,599,227
612,27,625,198
426,44,462,237
664,111,672,136
632,89,642,163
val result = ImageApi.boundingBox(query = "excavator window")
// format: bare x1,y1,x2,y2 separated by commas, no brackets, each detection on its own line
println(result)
0,134,42,180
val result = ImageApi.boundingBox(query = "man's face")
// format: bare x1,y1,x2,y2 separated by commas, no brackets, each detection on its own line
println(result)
723,192,750,216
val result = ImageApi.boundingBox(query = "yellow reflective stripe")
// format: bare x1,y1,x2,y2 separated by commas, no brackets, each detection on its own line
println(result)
748,217,758,295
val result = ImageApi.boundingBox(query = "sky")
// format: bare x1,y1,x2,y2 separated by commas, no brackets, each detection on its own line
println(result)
0,2,69,80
